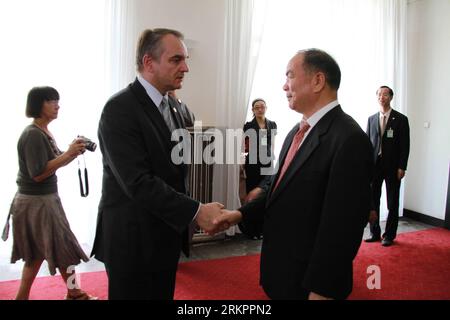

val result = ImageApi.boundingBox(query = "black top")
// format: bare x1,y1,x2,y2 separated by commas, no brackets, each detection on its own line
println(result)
16,124,62,195
239,106,373,299
243,118,277,165
243,118,277,190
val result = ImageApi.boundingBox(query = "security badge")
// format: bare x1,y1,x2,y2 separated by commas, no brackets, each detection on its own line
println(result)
387,128,394,138
386,117,394,138
261,129,268,146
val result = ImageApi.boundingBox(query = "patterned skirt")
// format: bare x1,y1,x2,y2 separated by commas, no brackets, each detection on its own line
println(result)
10,193,89,275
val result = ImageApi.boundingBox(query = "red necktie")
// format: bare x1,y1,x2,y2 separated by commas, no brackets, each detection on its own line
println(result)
273,119,310,191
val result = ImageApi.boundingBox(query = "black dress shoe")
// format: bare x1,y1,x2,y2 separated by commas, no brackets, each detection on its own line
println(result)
364,236,381,243
381,238,393,246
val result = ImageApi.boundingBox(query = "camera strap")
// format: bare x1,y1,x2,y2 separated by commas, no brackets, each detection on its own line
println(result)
78,155,89,197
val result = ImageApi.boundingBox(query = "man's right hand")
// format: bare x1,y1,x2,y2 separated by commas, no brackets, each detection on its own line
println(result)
195,202,224,234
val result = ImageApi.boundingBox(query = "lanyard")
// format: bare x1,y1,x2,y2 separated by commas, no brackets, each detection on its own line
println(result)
78,155,89,197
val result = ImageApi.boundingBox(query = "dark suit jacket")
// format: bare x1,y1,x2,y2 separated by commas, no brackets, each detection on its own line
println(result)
240,106,373,299
176,99,196,128
366,109,410,171
91,79,199,272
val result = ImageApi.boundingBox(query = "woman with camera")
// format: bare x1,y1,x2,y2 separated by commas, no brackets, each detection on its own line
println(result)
4,86,96,300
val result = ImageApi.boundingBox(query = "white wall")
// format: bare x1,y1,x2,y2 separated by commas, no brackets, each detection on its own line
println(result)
131,0,226,126
405,0,450,220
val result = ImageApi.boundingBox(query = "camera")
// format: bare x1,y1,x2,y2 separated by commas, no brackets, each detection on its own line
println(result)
78,135,97,152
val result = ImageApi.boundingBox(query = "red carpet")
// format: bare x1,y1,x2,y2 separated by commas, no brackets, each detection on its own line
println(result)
0,228,449,300
349,227,450,300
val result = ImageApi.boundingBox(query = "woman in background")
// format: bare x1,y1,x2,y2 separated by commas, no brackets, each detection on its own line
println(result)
242,98,277,239
5,86,96,300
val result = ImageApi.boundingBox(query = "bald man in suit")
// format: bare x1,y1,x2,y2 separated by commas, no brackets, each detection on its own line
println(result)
215,49,373,300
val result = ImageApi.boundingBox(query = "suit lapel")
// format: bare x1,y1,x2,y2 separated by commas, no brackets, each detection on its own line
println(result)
385,109,397,131
369,114,381,158
268,126,320,206
267,106,343,207
129,79,175,151
265,125,298,204
380,110,397,146
373,114,380,137
167,96,190,188
129,79,190,192
168,96,185,130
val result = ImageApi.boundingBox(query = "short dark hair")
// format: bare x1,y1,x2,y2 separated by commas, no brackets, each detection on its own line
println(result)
252,98,266,108
26,86,59,118
378,86,394,97
298,48,341,90
136,28,184,71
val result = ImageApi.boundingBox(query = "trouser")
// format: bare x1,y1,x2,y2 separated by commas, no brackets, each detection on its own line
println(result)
243,164,269,238
105,265,177,300
370,157,402,240
263,285,309,300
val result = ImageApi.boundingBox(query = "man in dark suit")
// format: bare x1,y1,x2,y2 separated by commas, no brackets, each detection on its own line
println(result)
91,29,224,300
365,86,410,247
215,49,373,300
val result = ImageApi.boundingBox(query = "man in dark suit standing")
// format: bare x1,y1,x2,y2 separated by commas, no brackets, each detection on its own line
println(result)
91,29,224,300
365,86,410,247
215,49,373,300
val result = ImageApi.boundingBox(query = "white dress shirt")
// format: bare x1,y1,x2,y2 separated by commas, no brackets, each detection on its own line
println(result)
298,100,340,149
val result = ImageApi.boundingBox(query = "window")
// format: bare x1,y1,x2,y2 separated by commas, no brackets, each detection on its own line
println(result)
0,0,108,261
249,0,406,161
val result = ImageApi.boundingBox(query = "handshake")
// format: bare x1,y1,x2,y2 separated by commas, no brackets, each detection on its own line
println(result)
195,202,244,235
